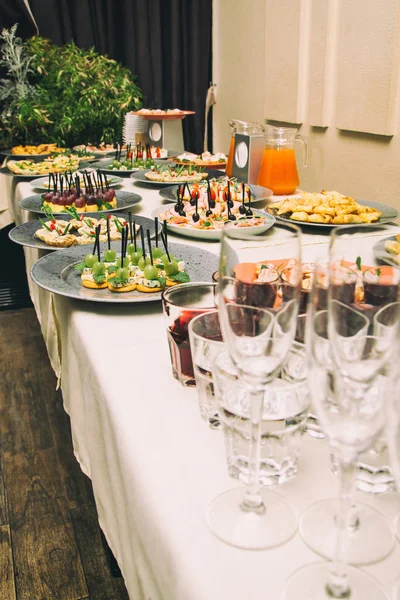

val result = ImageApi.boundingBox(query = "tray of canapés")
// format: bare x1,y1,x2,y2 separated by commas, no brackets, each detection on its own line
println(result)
132,108,195,120
90,142,170,175
172,151,227,169
30,221,218,303
154,181,275,240
9,209,155,250
266,190,399,226
130,164,224,185
1,149,97,177
19,171,141,215
2,143,68,158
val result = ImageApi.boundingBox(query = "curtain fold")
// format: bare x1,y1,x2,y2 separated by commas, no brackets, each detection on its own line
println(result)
0,0,212,152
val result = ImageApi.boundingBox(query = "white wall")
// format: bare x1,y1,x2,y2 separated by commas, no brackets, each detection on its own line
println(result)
213,0,400,211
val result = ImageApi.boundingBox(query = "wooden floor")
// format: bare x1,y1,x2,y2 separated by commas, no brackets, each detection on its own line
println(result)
0,308,130,600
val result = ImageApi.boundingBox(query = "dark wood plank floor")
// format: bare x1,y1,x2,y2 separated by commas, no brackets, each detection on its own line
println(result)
0,308,130,600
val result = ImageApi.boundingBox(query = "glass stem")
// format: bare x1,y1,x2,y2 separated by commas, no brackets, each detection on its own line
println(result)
241,388,265,514
326,457,356,599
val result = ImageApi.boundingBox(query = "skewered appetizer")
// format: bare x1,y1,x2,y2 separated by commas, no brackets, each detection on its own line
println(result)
73,143,115,154
7,154,80,175
75,219,190,294
267,190,382,224
145,164,208,183
33,211,136,248
40,170,118,191
159,181,267,231
41,171,117,213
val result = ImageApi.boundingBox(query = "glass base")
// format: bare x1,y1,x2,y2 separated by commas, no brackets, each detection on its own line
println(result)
283,562,388,600
299,499,394,565
207,487,297,550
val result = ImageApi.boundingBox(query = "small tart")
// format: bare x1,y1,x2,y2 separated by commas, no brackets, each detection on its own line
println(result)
82,279,109,289
136,284,164,293
166,279,179,287
108,282,137,293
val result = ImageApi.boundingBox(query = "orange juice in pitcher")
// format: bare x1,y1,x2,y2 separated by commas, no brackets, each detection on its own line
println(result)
257,126,307,195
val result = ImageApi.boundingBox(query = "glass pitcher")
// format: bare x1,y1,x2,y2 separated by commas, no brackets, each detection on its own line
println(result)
226,119,264,177
257,125,307,195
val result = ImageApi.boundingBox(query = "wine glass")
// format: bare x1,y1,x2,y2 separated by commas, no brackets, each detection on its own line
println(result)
284,225,399,600
299,260,396,566
207,223,302,549
385,306,400,599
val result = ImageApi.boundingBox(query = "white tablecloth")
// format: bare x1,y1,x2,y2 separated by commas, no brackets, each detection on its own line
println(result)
6,170,400,599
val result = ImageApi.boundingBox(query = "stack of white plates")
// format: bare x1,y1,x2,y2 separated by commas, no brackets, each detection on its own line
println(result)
123,113,148,143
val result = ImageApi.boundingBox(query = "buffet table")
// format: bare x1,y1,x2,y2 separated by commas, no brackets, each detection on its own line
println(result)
6,172,400,599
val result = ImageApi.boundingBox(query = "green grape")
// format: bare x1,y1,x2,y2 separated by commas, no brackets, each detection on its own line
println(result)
165,260,179,276
92,261,106,275
116,256,130,268
117,267,129,280
161,253,174,265
84,254,97,268
104,249,116,262
152,247,163,259
144,264,158,280
138,256,151,270
130,251,142,265
127,242,135,254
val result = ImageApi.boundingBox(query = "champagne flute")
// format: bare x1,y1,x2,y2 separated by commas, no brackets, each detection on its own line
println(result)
284,225,399,600
385,307,400,599
207,223,302,549
299,261,395,566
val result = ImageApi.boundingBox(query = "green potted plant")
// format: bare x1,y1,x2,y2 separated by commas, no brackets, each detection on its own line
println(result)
0,24,143,148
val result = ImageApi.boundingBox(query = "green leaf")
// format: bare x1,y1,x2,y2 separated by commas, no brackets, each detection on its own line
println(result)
157,276,166,287
93,272,106,283
74,261,86,272
168,271,190,283
356,256,362,270
38,218,52,232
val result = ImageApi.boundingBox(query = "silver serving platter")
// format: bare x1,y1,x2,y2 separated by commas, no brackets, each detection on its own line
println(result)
372,235,400,265
9,214,155,251
152,203,275,241
31,241,218,303
267,199,399,228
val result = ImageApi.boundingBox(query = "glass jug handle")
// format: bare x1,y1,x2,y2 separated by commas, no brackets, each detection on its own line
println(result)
295,134,308,168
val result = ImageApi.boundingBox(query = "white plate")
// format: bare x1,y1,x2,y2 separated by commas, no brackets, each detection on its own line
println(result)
152,203,275,241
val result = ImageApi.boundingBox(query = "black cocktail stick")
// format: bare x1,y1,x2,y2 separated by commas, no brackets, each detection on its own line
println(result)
96,225,101,262
246,187,253,216
133,221,137,252
147,229,153,265
239,182,247,214
160,231,171,262
128,213,133,243
140,225,146,259
155,217,159,246
193,192,200,222
106,216,111,249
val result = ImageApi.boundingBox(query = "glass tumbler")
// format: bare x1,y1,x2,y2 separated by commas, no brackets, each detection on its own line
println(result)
213,344,309,487
161,283,217,387
188,310,224,428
